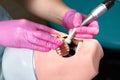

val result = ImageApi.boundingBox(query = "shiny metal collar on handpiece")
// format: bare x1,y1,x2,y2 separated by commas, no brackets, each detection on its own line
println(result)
81,4,107,26
81,0,115,26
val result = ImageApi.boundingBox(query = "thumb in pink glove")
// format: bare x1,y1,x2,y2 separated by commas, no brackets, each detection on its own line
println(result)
0,19,62,52
62,9,99,39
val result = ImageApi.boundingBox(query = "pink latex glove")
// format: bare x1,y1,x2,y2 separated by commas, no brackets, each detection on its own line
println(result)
0,19,62,52
62,9,99,39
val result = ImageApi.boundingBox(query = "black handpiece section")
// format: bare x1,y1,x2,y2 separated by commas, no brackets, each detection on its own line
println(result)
103,0,115,9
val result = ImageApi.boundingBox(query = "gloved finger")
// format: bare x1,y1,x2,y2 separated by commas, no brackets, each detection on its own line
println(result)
73,12,83,27
74,34,94,39
24,30,62,50
33,31,62,45
88,20,99,27
75,26,99,35
30,22,60,35
81,14,87,20
28,37,60,50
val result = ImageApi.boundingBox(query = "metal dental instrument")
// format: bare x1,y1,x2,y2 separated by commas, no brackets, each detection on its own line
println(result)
65,0,115,44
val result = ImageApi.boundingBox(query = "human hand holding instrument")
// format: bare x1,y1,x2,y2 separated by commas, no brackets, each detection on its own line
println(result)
57,0,115,57
65,0,115,44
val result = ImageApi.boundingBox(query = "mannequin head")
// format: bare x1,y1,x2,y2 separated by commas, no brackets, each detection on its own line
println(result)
34,39,103,80
2,32,103,80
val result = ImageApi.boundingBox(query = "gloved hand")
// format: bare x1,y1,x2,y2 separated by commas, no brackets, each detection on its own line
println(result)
0,19,62,52
62,9,99,39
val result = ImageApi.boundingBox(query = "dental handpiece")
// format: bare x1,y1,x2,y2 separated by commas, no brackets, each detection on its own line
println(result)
65,0,115,44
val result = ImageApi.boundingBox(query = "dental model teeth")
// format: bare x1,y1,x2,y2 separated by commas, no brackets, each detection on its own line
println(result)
56,39,70,57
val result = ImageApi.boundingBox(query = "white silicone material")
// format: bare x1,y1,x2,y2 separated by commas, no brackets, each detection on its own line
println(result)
2,47,36,80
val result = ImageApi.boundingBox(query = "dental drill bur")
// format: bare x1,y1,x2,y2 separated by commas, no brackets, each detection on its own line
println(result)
65,0,115,44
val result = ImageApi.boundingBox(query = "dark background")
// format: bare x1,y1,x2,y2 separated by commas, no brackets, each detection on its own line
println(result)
93,48,120,80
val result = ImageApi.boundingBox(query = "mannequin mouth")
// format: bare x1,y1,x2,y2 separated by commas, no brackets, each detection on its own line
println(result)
56,35,83,57
51,31,83,57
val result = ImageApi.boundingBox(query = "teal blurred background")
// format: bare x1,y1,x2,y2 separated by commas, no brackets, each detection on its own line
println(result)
48,0,120,50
